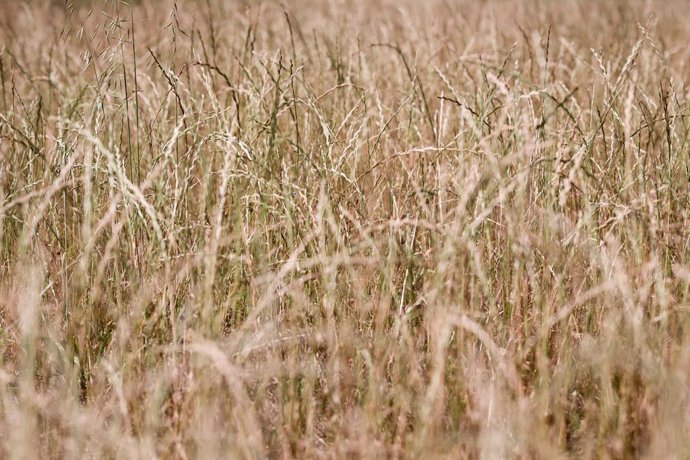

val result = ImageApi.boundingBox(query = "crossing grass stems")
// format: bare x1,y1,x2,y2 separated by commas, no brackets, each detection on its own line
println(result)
1,0,690,457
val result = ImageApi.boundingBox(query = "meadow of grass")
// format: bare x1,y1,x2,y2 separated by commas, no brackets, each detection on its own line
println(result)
1,0,690,457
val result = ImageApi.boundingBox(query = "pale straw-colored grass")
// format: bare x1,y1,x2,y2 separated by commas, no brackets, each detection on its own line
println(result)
1,0,690,457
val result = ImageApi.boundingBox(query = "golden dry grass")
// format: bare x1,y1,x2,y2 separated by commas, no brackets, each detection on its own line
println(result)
2,0,690,457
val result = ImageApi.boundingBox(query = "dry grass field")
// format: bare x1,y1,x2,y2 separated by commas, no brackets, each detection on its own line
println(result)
2,0,690,457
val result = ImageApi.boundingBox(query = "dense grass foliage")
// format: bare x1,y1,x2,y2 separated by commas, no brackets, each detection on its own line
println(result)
2,0,690,457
